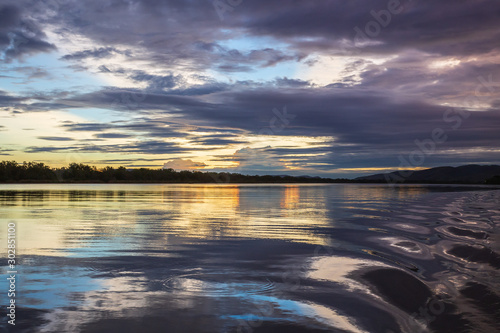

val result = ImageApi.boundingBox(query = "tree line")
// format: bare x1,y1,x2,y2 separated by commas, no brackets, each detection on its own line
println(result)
0,161,347,183
2,161,499,184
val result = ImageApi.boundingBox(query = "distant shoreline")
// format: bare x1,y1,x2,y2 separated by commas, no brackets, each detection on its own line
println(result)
1,180,500,186
1,161,500,185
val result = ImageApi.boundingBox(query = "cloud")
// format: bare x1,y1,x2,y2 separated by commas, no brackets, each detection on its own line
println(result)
14,66,51,80
188,134,247,146
16,84,500,172
60,47,129,61
60,119,191,139
231,0,500,57
163,159,207,170
0,147,14,155
129,70,183,91
230,147,289,174
0,4,56,61
25,139,189,155
274,77,311,87
6,0,500,67
93,133,134,139
37,136,73,141
0,89,27,104
2,0,500,175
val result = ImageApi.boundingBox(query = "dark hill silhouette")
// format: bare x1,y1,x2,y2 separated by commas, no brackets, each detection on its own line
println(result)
355,164,500,184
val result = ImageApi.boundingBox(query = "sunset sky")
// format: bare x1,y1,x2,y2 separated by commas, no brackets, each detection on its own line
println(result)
0,0,499,177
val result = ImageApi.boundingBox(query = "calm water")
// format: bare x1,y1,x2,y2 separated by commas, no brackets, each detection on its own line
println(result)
0,184,499,333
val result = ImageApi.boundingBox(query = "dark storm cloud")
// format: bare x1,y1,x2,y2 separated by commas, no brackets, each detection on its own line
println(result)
266,145,335,157
61,118,247,147
33,0,495,60
190,41,306,71
0,147,14,155
274,77,311,88
217,47,305,68
307,149,500,172
24,146,68,153
0,89,77,114
27,0,495,58
25,140,189,155
3,0,499,174
258,144,500,175
52,85,500,154
59,88,210,112
129,71,183,91
94,157,168,164
60,47,129,61
189,137,247,147
37,136,74,141
232,0,500,56
94,140,186,154
6,72,500,171
0,4,55,61
12,0,305,72
17,102,77,112
97,65,112,73
4,0,497,107
217,64,253,73
354,53,500,107
94,66,214,93
60,122,111,132
167,82,231,96
163,79,264,97
6,0,499,70
61,119,191,140
186,88,500,151
0,90,26,104
8,66,52,81
94,133,134,139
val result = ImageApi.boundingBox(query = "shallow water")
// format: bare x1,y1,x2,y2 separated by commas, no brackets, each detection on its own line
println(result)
0,184,499,333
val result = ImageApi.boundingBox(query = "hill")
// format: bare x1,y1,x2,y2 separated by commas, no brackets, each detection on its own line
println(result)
355,165,500,184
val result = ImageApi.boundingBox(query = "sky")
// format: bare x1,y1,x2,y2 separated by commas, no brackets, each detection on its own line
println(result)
0,0,499,178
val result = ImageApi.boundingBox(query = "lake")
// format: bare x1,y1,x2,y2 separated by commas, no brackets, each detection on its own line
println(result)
1,184,499,333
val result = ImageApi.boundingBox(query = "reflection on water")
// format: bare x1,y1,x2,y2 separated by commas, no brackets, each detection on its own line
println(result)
0,184,499,332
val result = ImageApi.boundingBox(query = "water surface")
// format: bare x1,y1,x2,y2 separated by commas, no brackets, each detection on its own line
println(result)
1,184,499,332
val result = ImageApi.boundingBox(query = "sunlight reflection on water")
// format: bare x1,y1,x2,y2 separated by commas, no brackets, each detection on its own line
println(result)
0,184,499,332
